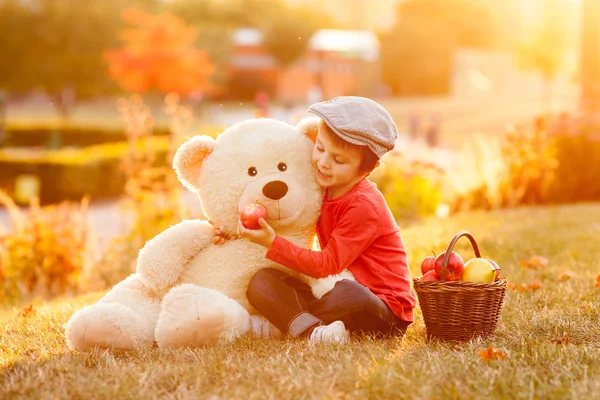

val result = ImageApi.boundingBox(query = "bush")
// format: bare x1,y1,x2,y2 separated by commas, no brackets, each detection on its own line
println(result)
0,124,171,148
88,94,204,289
370,152,444,221
445,136,507,212
0,191,95,304
0,137,171,204
448,113,600,211
499,117,558,206
546,113,600,202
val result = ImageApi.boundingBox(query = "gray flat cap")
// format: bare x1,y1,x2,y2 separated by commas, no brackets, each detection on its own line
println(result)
308,96,398,158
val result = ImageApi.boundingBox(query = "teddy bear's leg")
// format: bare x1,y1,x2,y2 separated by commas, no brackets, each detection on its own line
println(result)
65,274,161,352
155,284,251,348
250,315,282,337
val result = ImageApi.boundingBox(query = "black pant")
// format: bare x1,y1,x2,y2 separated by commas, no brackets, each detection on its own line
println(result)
247,268,410,338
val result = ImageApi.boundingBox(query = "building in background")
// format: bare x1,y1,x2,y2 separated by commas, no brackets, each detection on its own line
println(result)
227,28,381,103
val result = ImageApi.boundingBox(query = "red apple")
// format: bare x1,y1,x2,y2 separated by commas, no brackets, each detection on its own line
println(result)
420,255,436,275
434,251,465,281
421,269,440,281
486,259,501,280
240,202,268,230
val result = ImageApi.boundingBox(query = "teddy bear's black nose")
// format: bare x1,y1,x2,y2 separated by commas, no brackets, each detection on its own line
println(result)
262,180,288,200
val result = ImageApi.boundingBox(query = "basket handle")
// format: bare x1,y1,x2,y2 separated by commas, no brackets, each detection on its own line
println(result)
440,231,482,281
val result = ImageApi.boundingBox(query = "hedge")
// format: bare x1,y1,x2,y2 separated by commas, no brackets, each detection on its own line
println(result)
0,137,171,204
0,124,171,148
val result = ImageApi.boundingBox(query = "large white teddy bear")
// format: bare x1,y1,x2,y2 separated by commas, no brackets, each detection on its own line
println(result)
66,117,354,351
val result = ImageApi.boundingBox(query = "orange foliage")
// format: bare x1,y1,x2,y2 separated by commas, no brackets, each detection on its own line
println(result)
478,347,506,363
17,304,36,317
551,335,570,345
105,8,215,95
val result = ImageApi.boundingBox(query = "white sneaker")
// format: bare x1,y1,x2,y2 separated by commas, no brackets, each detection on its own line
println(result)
309,321,349,344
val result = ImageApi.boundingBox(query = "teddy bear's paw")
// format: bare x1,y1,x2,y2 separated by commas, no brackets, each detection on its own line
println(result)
65,304,135,352
155,284,251,348
310,271,356,299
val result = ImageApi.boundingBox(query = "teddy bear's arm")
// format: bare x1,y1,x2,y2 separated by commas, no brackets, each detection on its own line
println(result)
136,219,212,293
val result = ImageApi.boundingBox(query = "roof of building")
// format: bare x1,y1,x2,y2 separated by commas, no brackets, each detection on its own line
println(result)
232,28,379,61
232,28,264,46
309,29,379,61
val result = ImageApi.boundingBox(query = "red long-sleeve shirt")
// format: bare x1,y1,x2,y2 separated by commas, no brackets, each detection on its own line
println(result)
266,179,417,322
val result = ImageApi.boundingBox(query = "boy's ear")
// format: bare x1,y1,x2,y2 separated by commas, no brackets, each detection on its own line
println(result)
296,116,320,143
173,135,216,192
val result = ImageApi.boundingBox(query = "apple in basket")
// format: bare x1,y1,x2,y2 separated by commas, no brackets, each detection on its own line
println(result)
421,269,440,281
240,202,268,230
461,258,496,283
420,255,436,275
434,251,464,281
486,259,501,280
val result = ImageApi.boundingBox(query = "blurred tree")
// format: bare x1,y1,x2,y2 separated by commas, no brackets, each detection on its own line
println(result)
261,6,321,66
580,0,600,111
380,0,495,96
169,0,328,67
164,0,243,91
381,16,455,96
105,8,215,97
0,0,160,121
517,0,569,112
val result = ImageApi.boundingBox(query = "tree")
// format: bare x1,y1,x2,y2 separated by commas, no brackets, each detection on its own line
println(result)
261,6,321,66
380,0,495,96
517,1,569,112
381,18,455,95
580,0,600,111
104,8,215,96
0,0,160,120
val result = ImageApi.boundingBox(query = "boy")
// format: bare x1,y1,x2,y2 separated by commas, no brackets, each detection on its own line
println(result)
239,96,417,344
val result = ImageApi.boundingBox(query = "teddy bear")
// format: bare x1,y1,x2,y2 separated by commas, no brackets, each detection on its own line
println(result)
65,117,354,351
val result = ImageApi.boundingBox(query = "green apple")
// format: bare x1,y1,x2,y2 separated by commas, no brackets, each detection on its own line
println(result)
461,258,496,283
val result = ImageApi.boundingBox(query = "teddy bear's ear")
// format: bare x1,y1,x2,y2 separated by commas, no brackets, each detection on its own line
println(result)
296,116,319,143
173,135,216,192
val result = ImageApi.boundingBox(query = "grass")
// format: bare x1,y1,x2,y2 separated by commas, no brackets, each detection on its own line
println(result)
2,203,600,399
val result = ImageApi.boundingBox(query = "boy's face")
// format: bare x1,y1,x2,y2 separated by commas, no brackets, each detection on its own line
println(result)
312,129,364,197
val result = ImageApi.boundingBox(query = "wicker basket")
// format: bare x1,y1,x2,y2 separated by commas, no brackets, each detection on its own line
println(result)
413,231,507,342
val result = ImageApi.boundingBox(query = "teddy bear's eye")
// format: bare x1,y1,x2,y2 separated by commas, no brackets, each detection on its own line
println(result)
247,166,258,177
278,162,287,172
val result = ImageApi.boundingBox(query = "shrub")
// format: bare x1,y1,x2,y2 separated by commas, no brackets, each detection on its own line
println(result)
448,113,600,211
90,94,204,289
546,113,600,202
499,117,558,206
0,190,95,304
0,137,171,204
445,136,507,212
370,152,444,221
1,124,170,148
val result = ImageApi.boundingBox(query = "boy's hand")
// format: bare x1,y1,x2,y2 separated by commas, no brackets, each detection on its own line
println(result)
238,218,276,248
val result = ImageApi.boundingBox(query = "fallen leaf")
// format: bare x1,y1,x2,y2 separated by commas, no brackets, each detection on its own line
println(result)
517,284,528,292
520,255,549,269
558,270,577,281
17,304,36,317
551,335,570,345
478,347,506,362
595,275,600,288
507,281,515,290
529,279,542,291
579,303,590,309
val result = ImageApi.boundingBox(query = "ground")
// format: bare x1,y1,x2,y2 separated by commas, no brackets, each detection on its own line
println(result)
2,203,599,399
